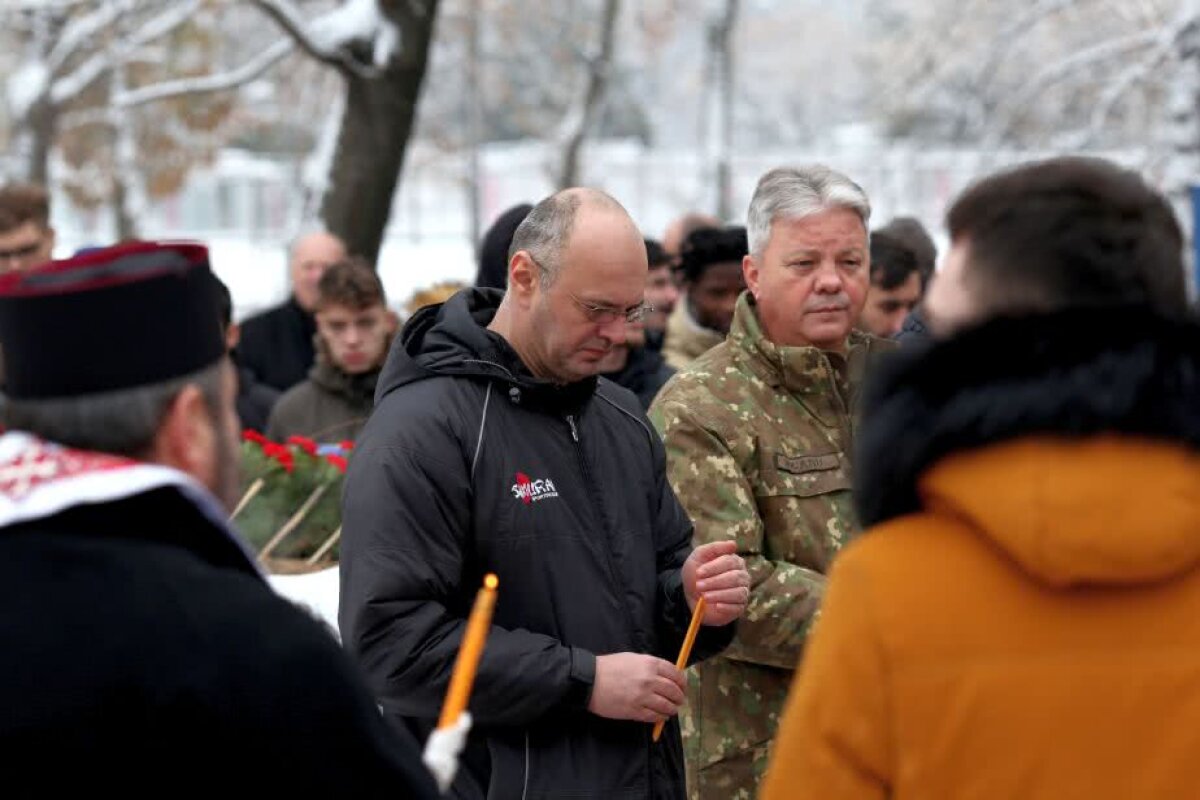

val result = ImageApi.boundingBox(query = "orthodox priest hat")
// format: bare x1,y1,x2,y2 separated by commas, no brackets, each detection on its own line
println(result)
0,241,225,400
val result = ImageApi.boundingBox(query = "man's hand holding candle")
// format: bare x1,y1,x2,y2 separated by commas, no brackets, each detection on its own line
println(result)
682,540,750,627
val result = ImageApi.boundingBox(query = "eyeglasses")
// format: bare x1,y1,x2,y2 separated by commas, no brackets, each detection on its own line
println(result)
566,291,655,325
526,253,654,324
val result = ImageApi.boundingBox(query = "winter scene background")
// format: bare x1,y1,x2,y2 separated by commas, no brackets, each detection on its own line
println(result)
2,0,1199,669
4,0,1199,319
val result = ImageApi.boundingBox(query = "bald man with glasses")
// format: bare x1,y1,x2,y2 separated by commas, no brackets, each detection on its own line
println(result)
339,188,750,799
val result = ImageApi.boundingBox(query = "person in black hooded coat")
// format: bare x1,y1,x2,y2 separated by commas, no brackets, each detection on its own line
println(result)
340,189,750,800
474,203,533,290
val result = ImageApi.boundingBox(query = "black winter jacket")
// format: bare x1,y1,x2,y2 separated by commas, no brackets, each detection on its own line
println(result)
339,288,734,800
0,485,437,798
239,297,317,391
603,345,676,410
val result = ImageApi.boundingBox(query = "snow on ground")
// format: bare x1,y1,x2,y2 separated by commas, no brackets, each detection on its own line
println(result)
268,566,342,639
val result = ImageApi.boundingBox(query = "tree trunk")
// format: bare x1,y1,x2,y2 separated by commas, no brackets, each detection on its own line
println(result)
714,0,739,221
319,0,440,266
557,0,621,189
464,0,484,261
21,99,57,186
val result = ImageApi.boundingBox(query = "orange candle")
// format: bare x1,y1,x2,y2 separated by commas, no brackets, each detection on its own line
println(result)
653,596,706,742
438,573,499,729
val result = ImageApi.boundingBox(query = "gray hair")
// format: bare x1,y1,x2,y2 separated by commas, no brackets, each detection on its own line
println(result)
508,188,626,288
746,165,871,256
2,362,225,458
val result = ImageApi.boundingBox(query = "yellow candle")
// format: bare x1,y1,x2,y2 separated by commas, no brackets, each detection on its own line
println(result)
438,573,499,729
653,596,706,742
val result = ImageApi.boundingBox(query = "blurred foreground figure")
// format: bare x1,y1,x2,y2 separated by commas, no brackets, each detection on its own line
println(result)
0,243,436,798
764,157,1200,800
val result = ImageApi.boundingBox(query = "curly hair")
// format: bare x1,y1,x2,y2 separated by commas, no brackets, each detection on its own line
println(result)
678,226,748,283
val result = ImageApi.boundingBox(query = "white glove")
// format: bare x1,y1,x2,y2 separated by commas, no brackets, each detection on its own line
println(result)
422,712,473,794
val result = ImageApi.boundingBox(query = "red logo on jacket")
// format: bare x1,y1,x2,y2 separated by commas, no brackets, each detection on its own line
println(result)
512,472,558,505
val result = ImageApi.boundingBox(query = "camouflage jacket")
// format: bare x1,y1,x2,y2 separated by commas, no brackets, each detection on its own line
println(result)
649,293,891,800
662,300,726,371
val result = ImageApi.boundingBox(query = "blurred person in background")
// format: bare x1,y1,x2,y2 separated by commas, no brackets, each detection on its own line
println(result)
662,211,722,265
474,203,533,290
598,239,677,408
764,156,1200,800
239,230,348,392
642,238,679,351
0,242,436,797
662,226,748,370
403,280,468,320
212,275,279,434
0,183,55,273
858,229,925,338
878,216,939,345
267,259,396,443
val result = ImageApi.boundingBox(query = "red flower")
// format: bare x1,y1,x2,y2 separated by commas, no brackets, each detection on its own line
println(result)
242,429,269,445
325,454,348,474
274,450,295,474
286,435,319,457
339,440,356,451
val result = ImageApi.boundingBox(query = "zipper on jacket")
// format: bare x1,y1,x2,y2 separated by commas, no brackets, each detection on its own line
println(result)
521,732,530,800
564,413,639,644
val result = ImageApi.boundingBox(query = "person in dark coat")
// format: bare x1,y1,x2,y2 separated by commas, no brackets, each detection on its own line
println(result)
642,238,678,352
239,230,348,391
0,242,437,798
877,216,939,345
267,259,397,443
474,203,532,289
212,275,279,433
598,241,675,408
340,189,752,800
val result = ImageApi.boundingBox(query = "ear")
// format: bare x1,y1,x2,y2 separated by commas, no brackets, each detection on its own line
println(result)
507,251,539,304
743,253,761,299
225,321,241,351
46,226,56,253
150,385,216,486
385,308,400,334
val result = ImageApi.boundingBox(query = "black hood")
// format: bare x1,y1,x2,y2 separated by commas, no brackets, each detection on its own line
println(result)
855,306,1200,528
377,287,597,410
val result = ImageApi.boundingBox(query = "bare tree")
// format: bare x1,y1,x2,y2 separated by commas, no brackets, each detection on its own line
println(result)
554,0,621,189
253,0,441,265
2,0,297,237
869,0,1200,181
710,0,738,220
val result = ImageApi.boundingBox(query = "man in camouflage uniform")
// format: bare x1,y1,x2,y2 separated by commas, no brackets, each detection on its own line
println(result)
650,165,892,800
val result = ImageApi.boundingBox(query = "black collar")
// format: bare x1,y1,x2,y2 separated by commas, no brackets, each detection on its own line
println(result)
855,307,1200,527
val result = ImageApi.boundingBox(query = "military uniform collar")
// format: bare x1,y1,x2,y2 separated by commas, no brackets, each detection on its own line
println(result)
729,292,863,391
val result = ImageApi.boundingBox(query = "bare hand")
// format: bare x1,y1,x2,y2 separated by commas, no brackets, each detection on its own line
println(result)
587,652,687,723
682,540,750,627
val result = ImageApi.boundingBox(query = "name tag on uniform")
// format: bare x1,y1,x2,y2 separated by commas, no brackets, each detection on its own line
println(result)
774,453,840,475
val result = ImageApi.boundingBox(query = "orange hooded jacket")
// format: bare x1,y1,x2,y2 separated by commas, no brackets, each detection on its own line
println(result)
762,311,1200,800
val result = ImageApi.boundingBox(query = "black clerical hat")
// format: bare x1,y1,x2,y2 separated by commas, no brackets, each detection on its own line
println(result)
0,241,225,400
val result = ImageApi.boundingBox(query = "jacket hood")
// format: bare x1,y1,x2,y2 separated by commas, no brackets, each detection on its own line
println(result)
376,287,596,409
857,307,1200,588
